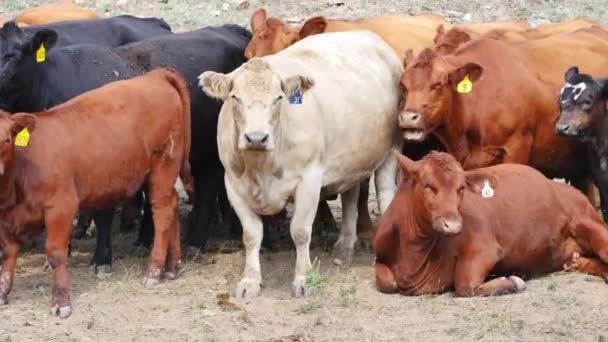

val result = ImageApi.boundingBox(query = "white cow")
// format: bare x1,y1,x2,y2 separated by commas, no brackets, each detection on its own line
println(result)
199,30,403,300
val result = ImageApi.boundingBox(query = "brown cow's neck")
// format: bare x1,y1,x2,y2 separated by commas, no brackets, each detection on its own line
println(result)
435,95,469,163
0,164,17,211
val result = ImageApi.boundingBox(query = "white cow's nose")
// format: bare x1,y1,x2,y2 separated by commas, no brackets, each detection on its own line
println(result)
243,131,270,150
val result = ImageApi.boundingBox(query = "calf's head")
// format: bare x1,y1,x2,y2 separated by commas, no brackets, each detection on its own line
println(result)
556,66,608,140
394,151,494,235
399,48,483,142
0,111,36,175
0,22,57,95
199,59,314,151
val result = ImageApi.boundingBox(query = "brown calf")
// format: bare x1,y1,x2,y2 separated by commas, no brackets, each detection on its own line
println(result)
374,151,608,296
0,68,191,318
13,0,98,27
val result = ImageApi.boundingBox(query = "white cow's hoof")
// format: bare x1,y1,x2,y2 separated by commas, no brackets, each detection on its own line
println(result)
235,278,261,302
51,304,72,319
292,276,312,298
141,276,160,288
509,276,527,292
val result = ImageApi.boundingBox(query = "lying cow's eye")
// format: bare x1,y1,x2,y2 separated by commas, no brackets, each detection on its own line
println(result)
457,186,465,195
423,184,437,194
431,82,442,90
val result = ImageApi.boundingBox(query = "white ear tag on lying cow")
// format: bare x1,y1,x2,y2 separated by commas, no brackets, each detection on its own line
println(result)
14,128,30,147
289,88,302,104
457,75,472,94
36,44,46,63
481,180,494,198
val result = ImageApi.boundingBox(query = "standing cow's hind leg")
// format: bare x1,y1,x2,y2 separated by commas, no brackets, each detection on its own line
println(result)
333,184,359,262
375,153,398,214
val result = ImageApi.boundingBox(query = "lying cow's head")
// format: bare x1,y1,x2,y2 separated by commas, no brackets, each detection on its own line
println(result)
555,66,608,140
244,9,330,59
399,48,483,142
394,150,495,235
199,58,314,151
0,111,36,175
433,25,472,55
0,22,57,94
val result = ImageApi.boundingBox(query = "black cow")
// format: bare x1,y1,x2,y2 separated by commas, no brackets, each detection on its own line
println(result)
0,23,252,272
20,15,172,48
555,66,608,220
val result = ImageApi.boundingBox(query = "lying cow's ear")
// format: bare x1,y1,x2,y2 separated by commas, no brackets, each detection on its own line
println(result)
299,17,328,38
465,171,497,194
449,63,483,88
565,66,579,82
433,25,446,45
393,149,418,176
198,71,232,100
250,8,267,32
27,29,58,55
282,74,315,96
10,113,36,136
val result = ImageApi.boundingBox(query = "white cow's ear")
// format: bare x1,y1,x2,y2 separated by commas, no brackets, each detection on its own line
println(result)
198,71,232,100
282,75,315,96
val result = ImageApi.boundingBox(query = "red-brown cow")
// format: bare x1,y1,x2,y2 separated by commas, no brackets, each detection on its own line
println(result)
0,68,192,318
374,151,608,296
399,27,608,198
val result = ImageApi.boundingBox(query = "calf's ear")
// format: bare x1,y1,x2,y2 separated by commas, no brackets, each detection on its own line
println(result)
299,17,328,38
27,29,58,54
465,171,497,194
198,71,232,100
403,49,414,69
282,74,315,96
10,113,36,136
392,149,419,177
564,66,579,82
449,62,483,86
250,8,267,32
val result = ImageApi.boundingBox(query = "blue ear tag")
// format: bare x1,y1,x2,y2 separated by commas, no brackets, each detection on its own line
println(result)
289,88,302,104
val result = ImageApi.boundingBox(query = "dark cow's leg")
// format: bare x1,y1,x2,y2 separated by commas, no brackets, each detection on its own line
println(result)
454,245,526,297
598,185,608,222
72,211,93,239
119,192,143,233
90,208,115,274
134,191,154,248
187,171,220,252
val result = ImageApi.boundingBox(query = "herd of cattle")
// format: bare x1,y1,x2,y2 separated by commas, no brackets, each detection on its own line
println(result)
0,0,608,319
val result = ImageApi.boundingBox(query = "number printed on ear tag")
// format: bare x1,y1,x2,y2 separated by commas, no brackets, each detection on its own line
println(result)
481,180,494,198
457,75,472,94
289,88,302,104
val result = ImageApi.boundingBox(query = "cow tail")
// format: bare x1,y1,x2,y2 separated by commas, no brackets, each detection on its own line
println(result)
163,68,194,198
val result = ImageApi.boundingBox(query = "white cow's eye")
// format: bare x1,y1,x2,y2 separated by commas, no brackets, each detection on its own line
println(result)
274,95,283,103
231,95,241,102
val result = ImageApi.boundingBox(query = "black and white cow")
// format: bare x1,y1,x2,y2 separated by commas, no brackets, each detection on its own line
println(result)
556,66,608,220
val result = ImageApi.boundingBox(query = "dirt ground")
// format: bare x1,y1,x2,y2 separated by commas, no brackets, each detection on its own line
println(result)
1,0,608,341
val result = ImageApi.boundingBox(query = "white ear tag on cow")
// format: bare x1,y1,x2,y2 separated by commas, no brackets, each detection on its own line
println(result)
481,180,494,198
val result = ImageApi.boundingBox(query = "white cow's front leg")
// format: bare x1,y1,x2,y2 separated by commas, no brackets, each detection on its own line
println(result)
225,176,263,301
333,183,360,261
374,152,398,214
290,170,322,298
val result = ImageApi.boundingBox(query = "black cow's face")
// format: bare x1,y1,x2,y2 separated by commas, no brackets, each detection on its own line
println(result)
0,22,57,94
556,66,608,140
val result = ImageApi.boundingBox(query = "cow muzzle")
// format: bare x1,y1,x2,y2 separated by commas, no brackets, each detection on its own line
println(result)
555,122,583,138
433,216,462,235
242,131,273,151
398,111,426,142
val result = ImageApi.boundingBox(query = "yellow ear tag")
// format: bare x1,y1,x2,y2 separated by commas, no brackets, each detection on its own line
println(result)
36,44,46,63
14,127,30,147
457,74,472,94
481,180,494,198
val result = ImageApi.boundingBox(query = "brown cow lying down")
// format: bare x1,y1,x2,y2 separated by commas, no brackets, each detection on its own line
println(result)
374,151,608,296
0,68,191,318
13,0,98,27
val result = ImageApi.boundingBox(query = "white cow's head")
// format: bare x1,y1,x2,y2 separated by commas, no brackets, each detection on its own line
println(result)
199,58,314,151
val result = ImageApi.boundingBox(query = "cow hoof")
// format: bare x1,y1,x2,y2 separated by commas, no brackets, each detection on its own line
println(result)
162,271,177,280
235,278,261,302
51,304,72,319
509,276,527,292
332,245,354,263
142,276,160,288
291,276,311,298
0,296,7,305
